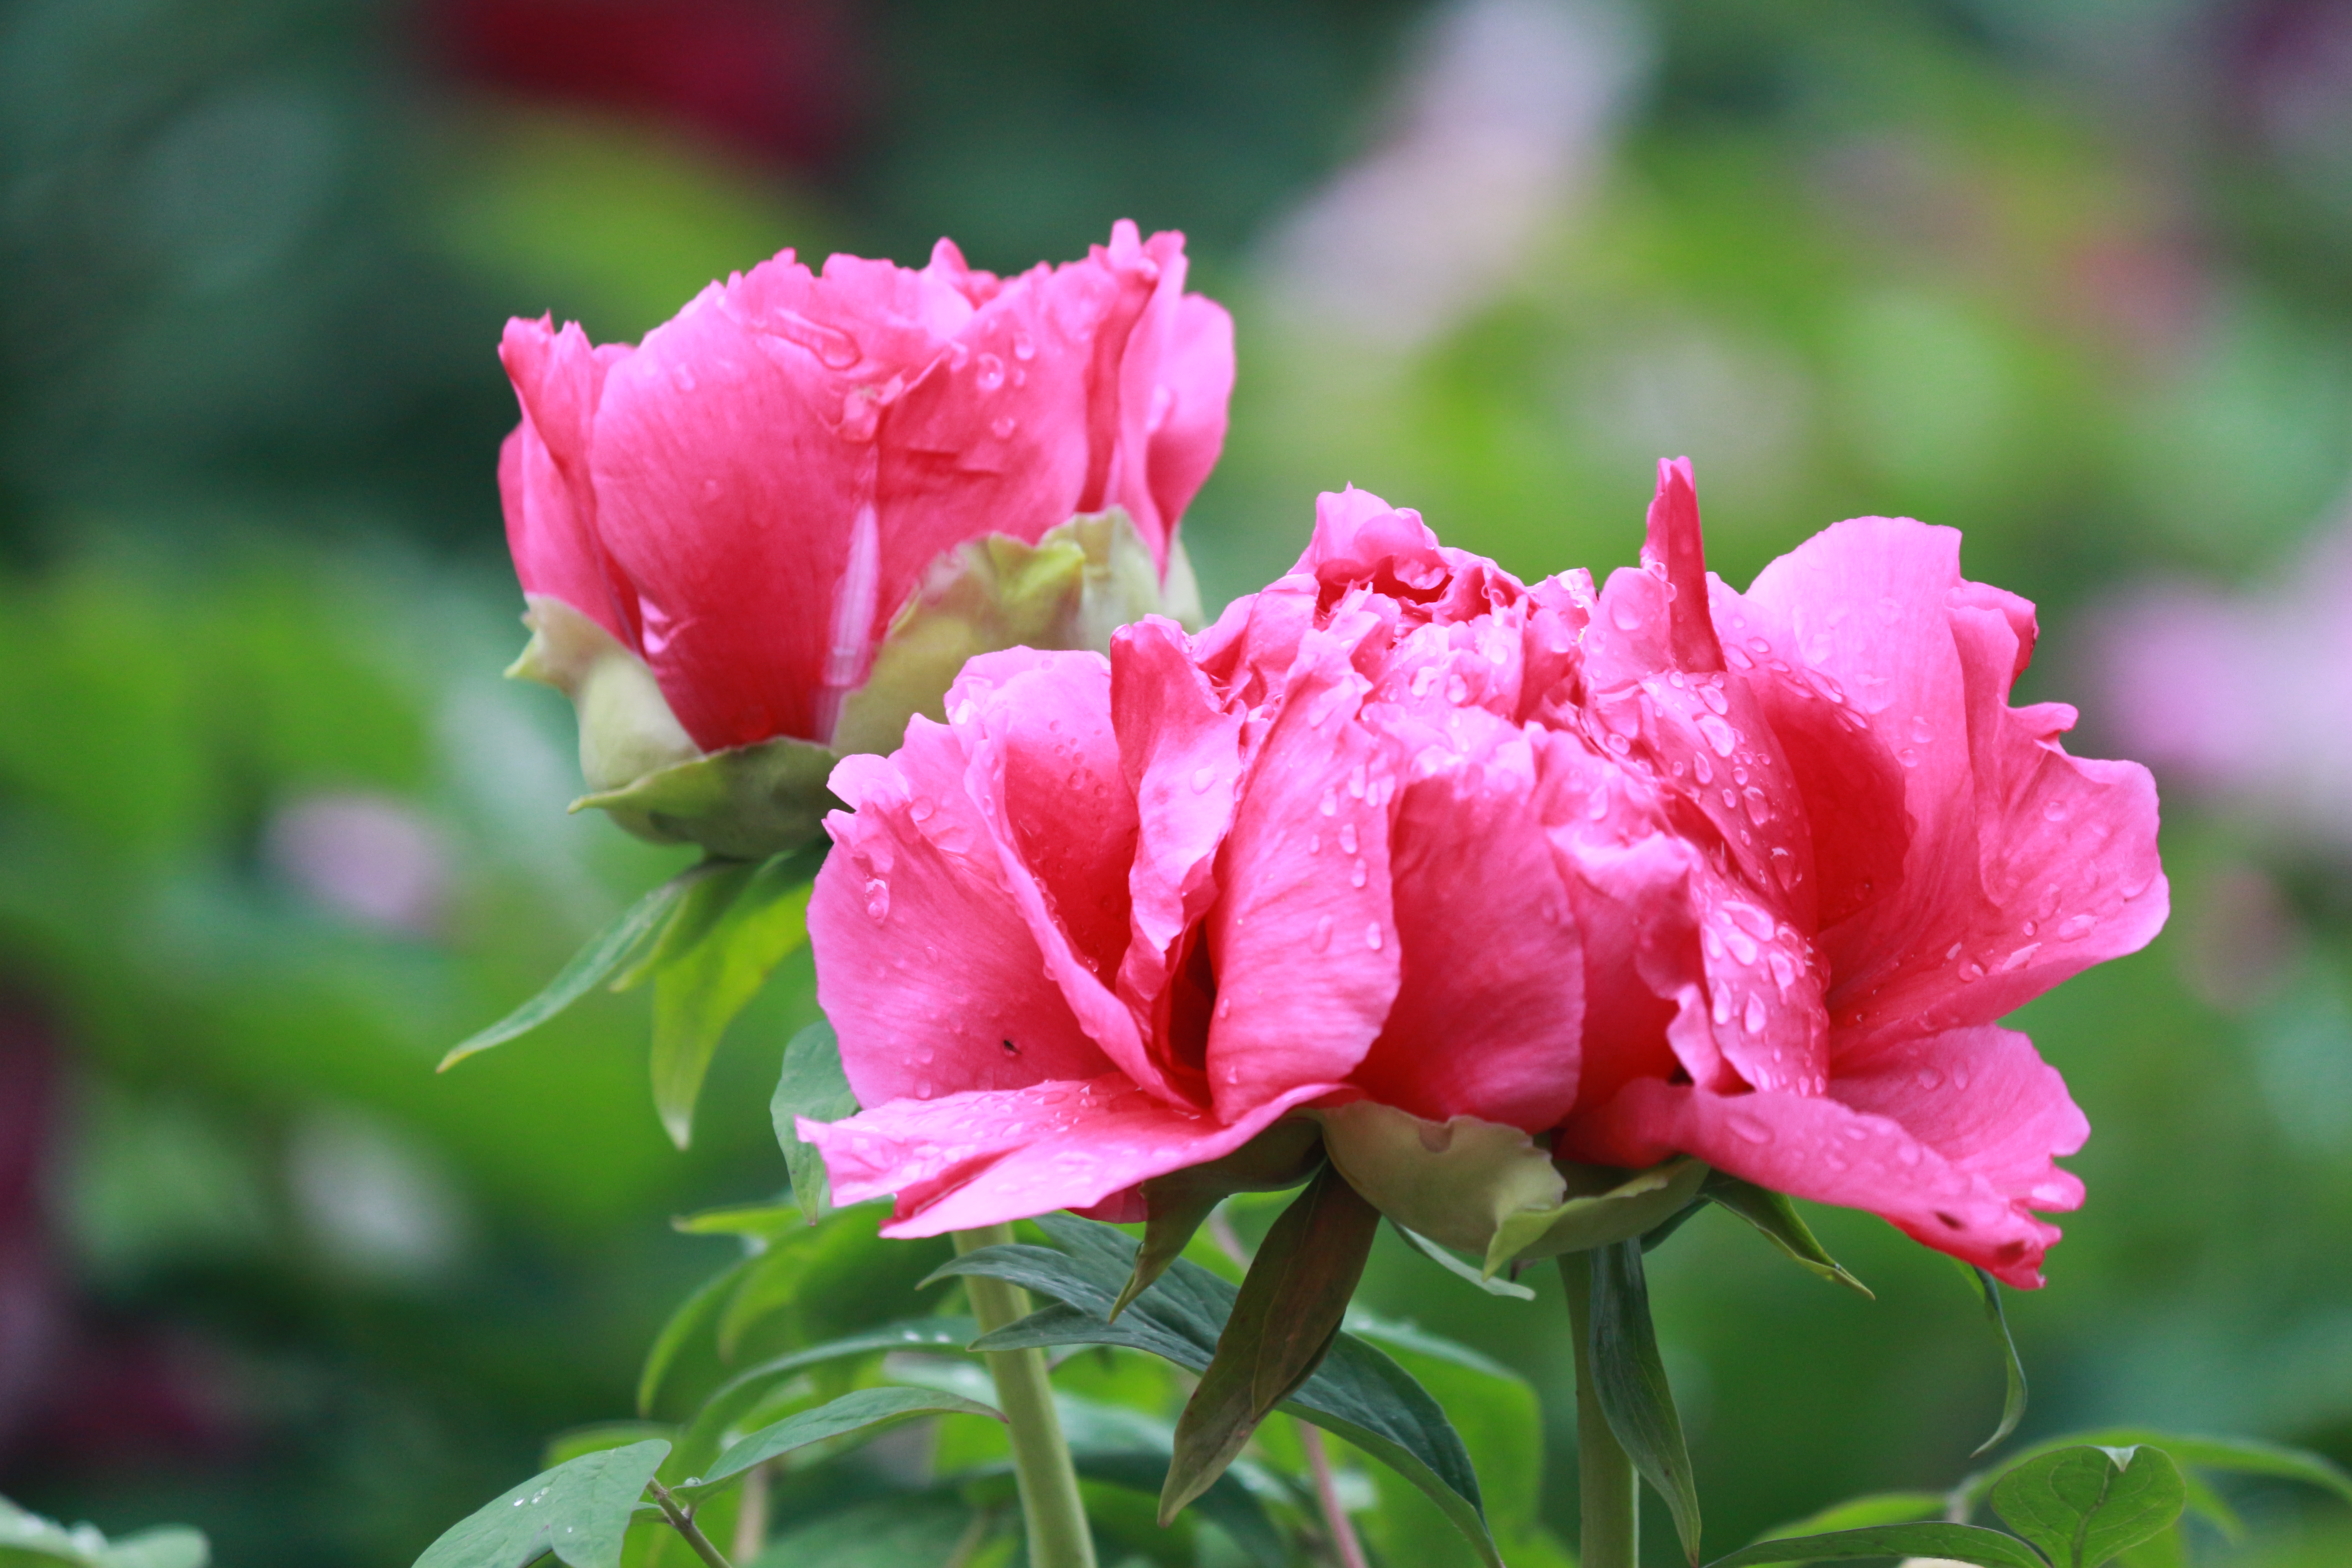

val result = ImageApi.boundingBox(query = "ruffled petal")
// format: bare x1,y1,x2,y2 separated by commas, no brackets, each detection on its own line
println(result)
804,1076,1338,1236
1567,1024,2087,1288
497,317,640,648
809,725,1114,1111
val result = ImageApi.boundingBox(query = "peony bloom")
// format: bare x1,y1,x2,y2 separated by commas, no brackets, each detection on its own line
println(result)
801,465,2165,1287
497,221,1230,854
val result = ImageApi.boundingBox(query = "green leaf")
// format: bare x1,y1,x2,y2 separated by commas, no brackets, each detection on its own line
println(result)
1700,1522,2049,1568
1391,1221,1536,1300
1701,1175,1872,1298
1488,1158,1710,1274
1588,1238,1703,1564
936,1213,1503,1568
674,1387,1003,1500
772,1021,856,1222
1068,1450,1287,1568
743,1497,978,1568
1962,1263,2029,1456
1989,1428,2352,1509
1752,1491,1944,1541
412,1439,670,1568
681,1317,979,1459
0,1499,210,1568
440,865,711,1070
638,1256,757,1417
571,735,842,862
1163,1164,1382,1522
1989,1445,2186,1568
669,1201,805,1242
649,857,813,1148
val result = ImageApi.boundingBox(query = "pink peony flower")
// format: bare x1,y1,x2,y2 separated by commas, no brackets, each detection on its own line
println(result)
499,220,1232,753
801,464,2166,1287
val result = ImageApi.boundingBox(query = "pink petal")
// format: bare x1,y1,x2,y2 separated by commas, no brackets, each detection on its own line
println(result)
1138,292,1236,561
1730,518,2167,1049
590,278,866,748
1567,1024,2087,1288
1203,633,1402,1120
809,723,1114,1112
803,1076,1338,1237
1639,456,1724,672
1350,716,1585,1132
497,317,640,648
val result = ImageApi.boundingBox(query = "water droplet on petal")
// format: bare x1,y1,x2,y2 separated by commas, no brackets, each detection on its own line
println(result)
991,414,1017,439
976,352,1005,390
1743,991,1768,1033
864,878,891,920
1338,823,1358,854
1365,922,1383,951
1191,765,1215,793
1728,1114,1773,1144
1312,916,1333,953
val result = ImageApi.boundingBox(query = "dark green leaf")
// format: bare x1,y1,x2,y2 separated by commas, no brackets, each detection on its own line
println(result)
412,1439,669,1568
772,1022,856,1222
1068,1450,1287,1568
1962,1263,2029,1456
1164,1165,1382,1521
2007,1428,2352,1509
1751,1491,1943,1542
649,857,813,1148
1392,1221,1536,1300
1701,1522,2048,1568
637,1256,756,1417
1113,1121,1323,1319
1588,1238,1703,1565
1989,1445,2186,1568
934,1214,1501,1568
674,1387,1001,1500
1702,1175,1871,1298
440,866,711,1070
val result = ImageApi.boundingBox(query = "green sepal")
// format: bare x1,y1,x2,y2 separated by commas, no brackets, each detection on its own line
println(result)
773,1020,858,1221
1989,1445,2187,1568
1391,1220,1537,1300
1491,1156,1709,1272
1111,1119,1324,1320
509,595,700,795
1701,1172,1872,1297
411,1439,670,1568
1960,1261,2030,1456
1587,1238,1704,1565
1312,1101,1566,1256
1162,1164,1383,1523
441,861,720,1071
830,507,1203,755
671,1387,1003,1502
572,734,843,861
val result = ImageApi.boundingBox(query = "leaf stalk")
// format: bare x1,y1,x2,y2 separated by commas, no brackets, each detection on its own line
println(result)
1564,1251,1640,1568
956,1225,1099,1568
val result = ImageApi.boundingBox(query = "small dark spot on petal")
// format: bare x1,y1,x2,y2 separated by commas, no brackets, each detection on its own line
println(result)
1935,1211,1965,1230
1001,1039,1019,1055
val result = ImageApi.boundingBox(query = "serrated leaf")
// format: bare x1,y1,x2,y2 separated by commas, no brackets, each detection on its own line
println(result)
1392,1221,1536,1299
637,1256,757,1417
1163,1165,1382,1521
1588,1238,1703,1564
1751,1491,1943,1542
674,1387,1002,1500
1962,1263,2029,1456
933,1213,1502,1568
441,865,712,1070
650,858,813,1148
1700,1521,2048,1568
1701,1175,1871,1297
412,1439,670,1568
1991,1445,2186,1568
772,1021,856,1222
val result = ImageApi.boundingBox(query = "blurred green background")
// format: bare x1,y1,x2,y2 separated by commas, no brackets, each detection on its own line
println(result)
4,0,2351,1563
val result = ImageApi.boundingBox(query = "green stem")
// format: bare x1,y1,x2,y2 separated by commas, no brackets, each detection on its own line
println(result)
1563,1251,1639,1568
648,1479,735,1568
957,1225,1098,1568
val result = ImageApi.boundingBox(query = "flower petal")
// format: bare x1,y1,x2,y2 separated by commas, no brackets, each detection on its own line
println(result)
498,317,640,648
1567,1024,2086,1288
804,1076,1338,1237
810,723,1114,1111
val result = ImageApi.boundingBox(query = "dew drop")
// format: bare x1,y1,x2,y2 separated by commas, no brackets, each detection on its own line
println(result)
1350,858,1368,889
1728,1113,1773,1144
1897,746,1921,768
1312,916,1333,953
1365,923,1384,951
1319,789,1338,818
1338,822,1358,854
671,366,697,392
1610,598,1643,632
864,878,891,920
991,414,1017,439
1744,992,1768,1033
1699,683,1730,716
1191,765,1215,793
976,352,1006,390
1012,329,1036,360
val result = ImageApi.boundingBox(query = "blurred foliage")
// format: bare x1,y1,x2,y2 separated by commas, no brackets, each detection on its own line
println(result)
4,0,2352,1564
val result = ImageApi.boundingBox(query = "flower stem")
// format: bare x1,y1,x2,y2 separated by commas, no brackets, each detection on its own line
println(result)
1299,1420,1369,1568
956,1225,1098,1568
1563,1251,1638,1568
648,1479,735,1568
